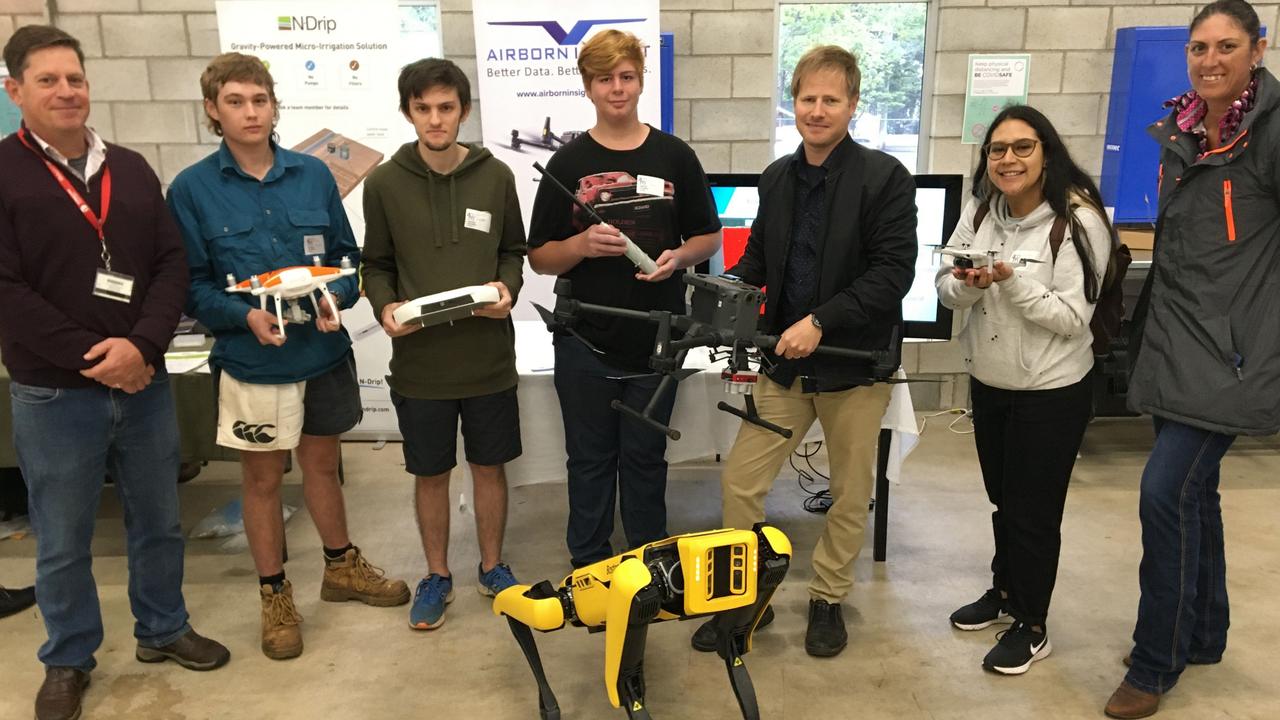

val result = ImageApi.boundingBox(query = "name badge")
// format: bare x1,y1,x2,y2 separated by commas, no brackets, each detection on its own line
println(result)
636,174,666,197
93,268,134,303
303,234,326,256
464,208,492,233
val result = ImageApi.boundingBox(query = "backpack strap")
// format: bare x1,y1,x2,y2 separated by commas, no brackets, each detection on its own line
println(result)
1047,215,1068,261
973,201,991,233
1047,203,1081,261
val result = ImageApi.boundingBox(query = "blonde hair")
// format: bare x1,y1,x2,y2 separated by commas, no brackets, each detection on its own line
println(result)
200,52,278,137
790,45,860,100
577,29,645,89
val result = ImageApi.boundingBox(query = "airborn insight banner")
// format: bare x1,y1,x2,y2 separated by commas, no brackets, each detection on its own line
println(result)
472,0,661,320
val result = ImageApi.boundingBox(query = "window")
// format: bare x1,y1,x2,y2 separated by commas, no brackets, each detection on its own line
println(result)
775,1,930,170
399,1,443,64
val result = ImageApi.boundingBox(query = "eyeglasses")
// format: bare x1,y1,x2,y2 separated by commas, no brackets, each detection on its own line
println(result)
984,139,1040,160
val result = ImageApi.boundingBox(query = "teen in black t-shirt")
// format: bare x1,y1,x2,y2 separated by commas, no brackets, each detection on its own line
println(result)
527,30,721,567
528,128,720,370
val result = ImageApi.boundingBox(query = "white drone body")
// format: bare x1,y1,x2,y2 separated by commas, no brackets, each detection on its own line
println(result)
225,256,356,340
392,284,501,328
937,247,1045,268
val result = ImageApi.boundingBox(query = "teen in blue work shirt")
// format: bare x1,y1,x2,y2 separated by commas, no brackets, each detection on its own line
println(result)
167,53,408,662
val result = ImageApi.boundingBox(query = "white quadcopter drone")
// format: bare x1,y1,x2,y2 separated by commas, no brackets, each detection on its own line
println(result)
224,256,356,340
392,285,500,328
936,247,1044,269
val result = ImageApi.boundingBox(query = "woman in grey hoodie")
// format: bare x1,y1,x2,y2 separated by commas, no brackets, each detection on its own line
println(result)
935,105,1116,676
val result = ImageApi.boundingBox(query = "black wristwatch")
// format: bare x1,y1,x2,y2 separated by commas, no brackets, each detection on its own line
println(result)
809,313,822,330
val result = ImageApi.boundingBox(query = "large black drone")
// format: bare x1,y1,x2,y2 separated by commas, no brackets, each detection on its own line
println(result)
533,272,904,440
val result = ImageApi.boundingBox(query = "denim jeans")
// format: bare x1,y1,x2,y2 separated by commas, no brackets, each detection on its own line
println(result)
11,371,191,671
553,335,677,567
1126,416,1236,694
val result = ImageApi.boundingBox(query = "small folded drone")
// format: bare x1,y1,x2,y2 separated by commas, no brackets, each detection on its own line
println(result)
494,523,791,720
936,247,1044,269
224,256,355,340
391,284,500,328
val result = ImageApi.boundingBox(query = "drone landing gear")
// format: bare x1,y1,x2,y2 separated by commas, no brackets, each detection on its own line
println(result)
610,369,690,441
717,394,793,439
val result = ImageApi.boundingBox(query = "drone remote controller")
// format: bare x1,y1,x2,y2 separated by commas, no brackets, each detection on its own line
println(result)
533,161,659,275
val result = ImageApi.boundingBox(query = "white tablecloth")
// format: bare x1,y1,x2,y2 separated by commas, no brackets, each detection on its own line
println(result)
496,321,917,487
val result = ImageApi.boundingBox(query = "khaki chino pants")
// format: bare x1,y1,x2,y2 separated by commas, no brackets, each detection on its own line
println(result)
721,374,891,603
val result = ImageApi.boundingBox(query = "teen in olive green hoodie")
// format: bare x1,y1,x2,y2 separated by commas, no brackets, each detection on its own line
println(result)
361,59,528,631
361,140,526,400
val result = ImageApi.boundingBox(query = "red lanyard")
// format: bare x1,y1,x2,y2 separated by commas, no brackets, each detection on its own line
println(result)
17,128,113,265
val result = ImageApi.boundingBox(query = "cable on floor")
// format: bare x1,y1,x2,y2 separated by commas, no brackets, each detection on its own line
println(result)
918,407,974,435
791,441,833,514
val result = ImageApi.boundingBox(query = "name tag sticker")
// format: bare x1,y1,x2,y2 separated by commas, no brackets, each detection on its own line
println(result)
93,269,134,303
464,209,492,233
636,174,666,197
303,234,326,256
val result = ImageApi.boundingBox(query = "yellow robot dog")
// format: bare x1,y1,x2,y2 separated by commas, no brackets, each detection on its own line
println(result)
493,523,791,720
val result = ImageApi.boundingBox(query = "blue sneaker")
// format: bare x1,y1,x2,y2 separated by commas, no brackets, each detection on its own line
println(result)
408,574,453,630
478,562,518,597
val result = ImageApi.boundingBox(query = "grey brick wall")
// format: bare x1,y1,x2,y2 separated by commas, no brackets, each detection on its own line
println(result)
7,0,1268,407
1,0,221,187
0,0,48,59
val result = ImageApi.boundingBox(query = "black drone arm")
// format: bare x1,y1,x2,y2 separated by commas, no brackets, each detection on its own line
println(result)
536,275,905,440
753,325,901,380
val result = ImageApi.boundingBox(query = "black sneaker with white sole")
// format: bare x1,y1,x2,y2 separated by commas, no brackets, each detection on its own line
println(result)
983,621,1051,675
950,588,1011,630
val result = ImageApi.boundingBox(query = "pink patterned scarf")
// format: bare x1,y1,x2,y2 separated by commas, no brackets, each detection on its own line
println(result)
1165,73,1259,155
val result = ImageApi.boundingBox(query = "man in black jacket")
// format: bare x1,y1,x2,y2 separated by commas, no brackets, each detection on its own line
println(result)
691,46,916,658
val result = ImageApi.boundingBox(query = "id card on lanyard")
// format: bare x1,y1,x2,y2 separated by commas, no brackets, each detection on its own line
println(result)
17,129,133,303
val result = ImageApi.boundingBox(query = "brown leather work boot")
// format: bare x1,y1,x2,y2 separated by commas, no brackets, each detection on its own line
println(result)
136,628,231,671
320,547,410,607
1105,680,1161,719
34,667,90,720
260,581,304,660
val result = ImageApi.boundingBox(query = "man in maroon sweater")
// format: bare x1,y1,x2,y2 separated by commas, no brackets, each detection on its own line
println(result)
0,26,229,720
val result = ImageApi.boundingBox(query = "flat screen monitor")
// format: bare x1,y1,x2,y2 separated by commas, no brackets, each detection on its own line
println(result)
705,172,962,340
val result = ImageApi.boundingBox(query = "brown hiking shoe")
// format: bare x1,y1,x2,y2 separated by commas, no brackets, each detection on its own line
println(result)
34,667,89,720
260,581,304,660
136,628,231,670
320,547,410,607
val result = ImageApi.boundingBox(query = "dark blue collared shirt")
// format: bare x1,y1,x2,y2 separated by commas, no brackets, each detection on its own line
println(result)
167,142,360,383
778,159,828,329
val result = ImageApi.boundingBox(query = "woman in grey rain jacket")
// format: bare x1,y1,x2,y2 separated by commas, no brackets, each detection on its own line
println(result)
1106,1,1280,718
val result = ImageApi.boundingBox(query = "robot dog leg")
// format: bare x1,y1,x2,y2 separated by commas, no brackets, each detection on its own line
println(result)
493,524,792,719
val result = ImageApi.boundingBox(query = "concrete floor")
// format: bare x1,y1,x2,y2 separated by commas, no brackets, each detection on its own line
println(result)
1,416,1278,720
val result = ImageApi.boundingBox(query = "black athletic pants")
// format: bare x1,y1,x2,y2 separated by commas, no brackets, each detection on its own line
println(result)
970,374,1092,627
